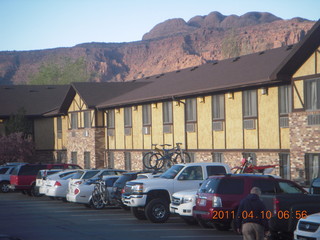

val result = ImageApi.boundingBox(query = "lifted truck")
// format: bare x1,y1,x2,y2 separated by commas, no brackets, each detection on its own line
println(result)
122,162,231,223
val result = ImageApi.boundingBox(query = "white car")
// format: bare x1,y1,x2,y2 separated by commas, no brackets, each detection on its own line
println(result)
67,175,120,209
294,212,320,240
36,169,63,195
44,170,78,199
66,169,125,205
170,189,198,224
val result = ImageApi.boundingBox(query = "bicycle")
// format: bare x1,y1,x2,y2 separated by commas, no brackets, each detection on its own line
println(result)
90,176,109,209
146,143,191,171
142,144,163,169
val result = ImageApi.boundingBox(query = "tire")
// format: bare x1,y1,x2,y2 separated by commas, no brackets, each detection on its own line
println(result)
149,153,164,170
142,152,153,169
89,198,105,210
213,222,231,231
30,185,43,197
91,185,108,210
181,216,198,225
145,198,170,223
173,152,191,164
0,182,11,193
131,207,147,220
197,219,213,228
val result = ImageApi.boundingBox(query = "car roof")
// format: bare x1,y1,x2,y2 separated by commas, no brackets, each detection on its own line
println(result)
207,173,279,179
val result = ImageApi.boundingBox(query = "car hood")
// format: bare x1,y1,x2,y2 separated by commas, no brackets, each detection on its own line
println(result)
172,189,198,198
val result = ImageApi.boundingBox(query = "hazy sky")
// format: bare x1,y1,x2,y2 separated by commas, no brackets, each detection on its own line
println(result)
1,0,319,51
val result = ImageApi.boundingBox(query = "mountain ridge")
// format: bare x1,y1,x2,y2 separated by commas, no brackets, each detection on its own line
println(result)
0,11,315,85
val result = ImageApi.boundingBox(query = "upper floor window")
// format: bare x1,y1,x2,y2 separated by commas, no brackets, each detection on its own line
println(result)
107,109,115,128
124,107,132,128
305,78,320,110
243,90,257,118
57,117,62,139
186,98,197,122
84,111,91,128
212,94,225,120
71,113,78,129
163,101,173,124
279,85,292,115
142,104,151,126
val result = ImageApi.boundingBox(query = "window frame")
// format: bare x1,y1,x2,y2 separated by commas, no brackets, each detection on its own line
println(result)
243,90,257,118
70,113,78,129
142,104,151,126
212,94,225,120
163,101,173,124
305,78,320,111
186,98,197,122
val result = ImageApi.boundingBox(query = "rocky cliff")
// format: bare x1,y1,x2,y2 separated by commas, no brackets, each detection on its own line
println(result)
0,12,315,84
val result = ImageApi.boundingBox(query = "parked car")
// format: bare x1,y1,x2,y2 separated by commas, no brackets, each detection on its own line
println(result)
10,163,81,196
36,169,64,196
0,165,19,193
45,170,78,200
122,162,231,223
309,177,320,194
170,189,198,225
193,174,320,239
111,171,161,209
67,175,120,209
294,212,320,240
66,169,126,205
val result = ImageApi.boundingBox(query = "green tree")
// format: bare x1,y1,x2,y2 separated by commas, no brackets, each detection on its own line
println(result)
29,57,89,85
5,108,33,136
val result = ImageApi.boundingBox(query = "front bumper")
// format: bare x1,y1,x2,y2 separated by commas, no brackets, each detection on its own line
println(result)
122,194,147,207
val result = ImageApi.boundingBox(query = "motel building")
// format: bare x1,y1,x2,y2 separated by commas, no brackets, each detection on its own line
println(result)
1,20,320,186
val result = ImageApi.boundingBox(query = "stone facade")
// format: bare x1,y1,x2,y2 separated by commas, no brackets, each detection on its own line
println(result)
290,111,320,184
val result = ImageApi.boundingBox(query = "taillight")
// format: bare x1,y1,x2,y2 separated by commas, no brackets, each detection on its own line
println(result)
121,188,125,194
212,195,222,207
74,188,80,195
54,181,62,187
273,198,279,215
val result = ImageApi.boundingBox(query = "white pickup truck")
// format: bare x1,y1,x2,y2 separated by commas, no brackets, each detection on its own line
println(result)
122,162,231,223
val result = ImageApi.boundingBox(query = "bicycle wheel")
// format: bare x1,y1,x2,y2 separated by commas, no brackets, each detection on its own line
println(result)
149,153,164,170
173,152,191,164
142,151,154,169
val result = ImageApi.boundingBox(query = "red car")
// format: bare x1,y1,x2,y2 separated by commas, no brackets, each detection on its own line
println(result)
10,163,81,196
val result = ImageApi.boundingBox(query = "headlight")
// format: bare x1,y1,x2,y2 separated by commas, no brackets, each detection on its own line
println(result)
131,184,143,194
181,197,193,204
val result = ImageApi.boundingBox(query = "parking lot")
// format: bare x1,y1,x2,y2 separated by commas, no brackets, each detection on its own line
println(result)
0,192,242,240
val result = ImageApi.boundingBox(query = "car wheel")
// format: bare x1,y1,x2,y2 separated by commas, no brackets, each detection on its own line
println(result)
131,207,147,220
0,182,11,193
213,222,231,231
145,198,170,223
30,185,43,197
180,216,198,225
89,199,105,210
197,219,213,228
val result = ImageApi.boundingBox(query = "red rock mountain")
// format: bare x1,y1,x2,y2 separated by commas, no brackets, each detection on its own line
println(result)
0,12,315,84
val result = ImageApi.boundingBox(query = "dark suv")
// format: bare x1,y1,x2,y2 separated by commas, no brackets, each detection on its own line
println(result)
10,163,81,196
193,174,307,232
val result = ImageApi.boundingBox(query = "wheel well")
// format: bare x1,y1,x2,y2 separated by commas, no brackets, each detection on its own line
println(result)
146,190,170,204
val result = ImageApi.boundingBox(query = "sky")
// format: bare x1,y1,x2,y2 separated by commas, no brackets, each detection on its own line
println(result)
1,0,319,51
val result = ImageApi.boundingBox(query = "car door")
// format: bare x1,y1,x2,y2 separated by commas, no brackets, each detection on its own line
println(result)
173,166,204,193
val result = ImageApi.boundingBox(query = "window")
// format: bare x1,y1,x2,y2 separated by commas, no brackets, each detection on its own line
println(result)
279,153,290,179
186,98,197,122
71,113,78,129
163,101,173,124
305,154,320,185
84,111,91,128
243,90,257,117
178,166,203,180
124,152,131,170
84,152,90,169
252,179,276,194
278,181,305,194
57,117,62,139
217,179,244,194
279,85,292,115
206,165,227,176
107,110,115,128
108,152,114,168
142,104,151,126
305,78,320,110
124,107,132,127
212,153,224,163
212,94,225,120
71,152,77,165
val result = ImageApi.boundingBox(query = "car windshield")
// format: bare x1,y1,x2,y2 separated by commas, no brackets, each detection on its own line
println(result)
82,170,100,179
160,165,184,179
198,178,220,193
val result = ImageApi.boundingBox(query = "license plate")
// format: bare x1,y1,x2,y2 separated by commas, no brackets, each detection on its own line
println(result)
199,199,206,206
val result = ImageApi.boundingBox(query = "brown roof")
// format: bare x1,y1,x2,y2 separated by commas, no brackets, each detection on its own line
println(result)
95,20,320,109
0,85,69,118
